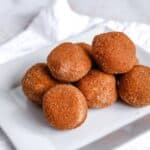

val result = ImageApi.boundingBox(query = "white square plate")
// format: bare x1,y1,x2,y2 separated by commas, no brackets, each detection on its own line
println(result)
0,26,149,150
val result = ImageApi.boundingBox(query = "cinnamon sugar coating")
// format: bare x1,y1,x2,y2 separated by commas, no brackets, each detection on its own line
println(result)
43,84,88,130
119,65,150,107
92,32,136,74
22,63,58,105
77,69,117,108
47,42,92,82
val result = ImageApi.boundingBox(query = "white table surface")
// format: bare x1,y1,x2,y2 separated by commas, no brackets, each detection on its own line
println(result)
0,0,150,150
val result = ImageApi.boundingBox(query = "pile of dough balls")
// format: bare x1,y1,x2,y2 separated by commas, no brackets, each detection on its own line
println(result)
22,32,150,130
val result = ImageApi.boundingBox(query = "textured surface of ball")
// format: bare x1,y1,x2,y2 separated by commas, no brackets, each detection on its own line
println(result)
22,63,57,105
47,42,92,82
77,69,117,108
92,32,136,74
119,65,150,107
43,84,88,130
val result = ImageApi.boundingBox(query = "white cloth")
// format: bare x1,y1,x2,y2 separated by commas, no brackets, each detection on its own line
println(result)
0,0,101,64
0,0,150,150
1,0,150,45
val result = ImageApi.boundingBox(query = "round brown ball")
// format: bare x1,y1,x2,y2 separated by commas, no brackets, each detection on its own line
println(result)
92,32,137,74
118,65,150,107
43,84,88,130
22,63,58,105
77,69,117,108
47,42,92,82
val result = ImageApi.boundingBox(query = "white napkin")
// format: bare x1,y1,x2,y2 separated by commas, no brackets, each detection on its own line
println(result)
0,0,102,64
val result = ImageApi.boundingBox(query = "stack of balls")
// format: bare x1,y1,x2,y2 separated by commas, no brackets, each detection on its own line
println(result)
22,32,150,130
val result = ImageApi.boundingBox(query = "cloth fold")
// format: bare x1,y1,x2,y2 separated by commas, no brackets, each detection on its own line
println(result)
0,0,102,64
